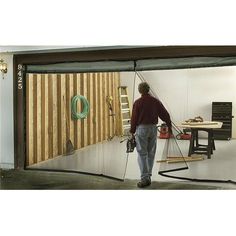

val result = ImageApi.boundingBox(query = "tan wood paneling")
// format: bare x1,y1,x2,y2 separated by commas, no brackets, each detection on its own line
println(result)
26,72,121,165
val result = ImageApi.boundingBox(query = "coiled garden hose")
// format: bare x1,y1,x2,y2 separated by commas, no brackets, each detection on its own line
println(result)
71,95,89,120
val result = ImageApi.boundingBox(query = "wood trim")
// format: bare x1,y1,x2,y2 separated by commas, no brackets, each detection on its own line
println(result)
14,62,26,169
26,74,33,165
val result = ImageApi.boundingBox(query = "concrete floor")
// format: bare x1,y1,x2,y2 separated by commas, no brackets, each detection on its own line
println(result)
24,137,236,189
2,137,236,190
0,169,229,190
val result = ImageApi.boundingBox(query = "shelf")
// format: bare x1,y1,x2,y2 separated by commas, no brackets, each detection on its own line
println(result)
212,102,232,140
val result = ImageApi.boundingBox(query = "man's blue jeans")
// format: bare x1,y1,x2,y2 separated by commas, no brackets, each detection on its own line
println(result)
135,124,157,181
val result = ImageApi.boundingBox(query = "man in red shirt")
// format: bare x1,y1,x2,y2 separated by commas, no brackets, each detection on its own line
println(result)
130,82,172,188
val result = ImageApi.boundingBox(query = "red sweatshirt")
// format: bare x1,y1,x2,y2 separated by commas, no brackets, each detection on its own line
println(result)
130,94,172,134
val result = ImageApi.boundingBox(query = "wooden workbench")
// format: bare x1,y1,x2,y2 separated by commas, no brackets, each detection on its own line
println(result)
179,121,223,159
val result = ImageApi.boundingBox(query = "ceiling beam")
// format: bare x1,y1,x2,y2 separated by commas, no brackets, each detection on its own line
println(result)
14,46,236,65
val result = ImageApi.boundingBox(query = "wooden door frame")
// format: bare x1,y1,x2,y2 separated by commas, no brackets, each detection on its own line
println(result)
13,45,236,169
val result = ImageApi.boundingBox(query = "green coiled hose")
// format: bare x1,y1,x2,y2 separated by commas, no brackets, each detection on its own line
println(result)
71,95,89,120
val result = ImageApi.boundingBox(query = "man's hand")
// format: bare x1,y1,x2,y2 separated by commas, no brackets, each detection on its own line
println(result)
130,133,135,139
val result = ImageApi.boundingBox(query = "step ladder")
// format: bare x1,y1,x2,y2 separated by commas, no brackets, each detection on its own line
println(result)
118,86,131,136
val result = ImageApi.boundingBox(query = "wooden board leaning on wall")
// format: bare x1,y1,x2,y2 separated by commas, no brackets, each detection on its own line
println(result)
26,72,122,166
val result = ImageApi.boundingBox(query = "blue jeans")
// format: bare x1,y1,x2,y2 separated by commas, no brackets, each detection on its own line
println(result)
135,124,157,181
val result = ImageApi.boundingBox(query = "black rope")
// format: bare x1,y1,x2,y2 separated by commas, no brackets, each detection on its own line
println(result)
158,171,236,185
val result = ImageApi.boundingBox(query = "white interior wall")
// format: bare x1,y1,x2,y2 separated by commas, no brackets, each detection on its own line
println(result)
120,66,236,138
0,53,14,168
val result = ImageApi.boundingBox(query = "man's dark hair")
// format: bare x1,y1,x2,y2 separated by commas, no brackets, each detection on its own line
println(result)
138,82,150,94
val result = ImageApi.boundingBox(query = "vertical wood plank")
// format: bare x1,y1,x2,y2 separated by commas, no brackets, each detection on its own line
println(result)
26,74,34,165
73,73,78,150
41,74,46,161
65,74,70,147
33,74,38,163
65,74,74,149
106,73,111,139
61,74,66,154
113,72,118,136
98,73,103,142
80,74,84,147
109,72,113,138
105,73,109,140
69,74,74,146
44,74,49,160
115,72,122,136
87,73,94,145
48,74,53,159
102,73,107,140
86,73,91,145
57,74,62,155
52,74,58,157
36,74,42,163
94,73,99,143
111,72,115,137
76,73,82,149
82,73,88,147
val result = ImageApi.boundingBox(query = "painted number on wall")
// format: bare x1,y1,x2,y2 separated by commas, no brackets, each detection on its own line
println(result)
18,64,23,89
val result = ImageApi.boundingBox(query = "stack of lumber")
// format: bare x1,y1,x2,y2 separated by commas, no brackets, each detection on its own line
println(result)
156,156,204,164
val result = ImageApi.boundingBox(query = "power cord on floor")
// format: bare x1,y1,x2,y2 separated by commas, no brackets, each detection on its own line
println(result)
158,170,236,185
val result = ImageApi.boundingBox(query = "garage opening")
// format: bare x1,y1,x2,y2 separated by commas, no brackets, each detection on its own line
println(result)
17,53,236,182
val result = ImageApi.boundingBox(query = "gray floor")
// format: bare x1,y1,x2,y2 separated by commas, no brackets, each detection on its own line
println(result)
25,136,236,189
0,169,229,190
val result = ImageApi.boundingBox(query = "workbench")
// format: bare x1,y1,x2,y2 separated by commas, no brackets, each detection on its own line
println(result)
179,121,223,159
